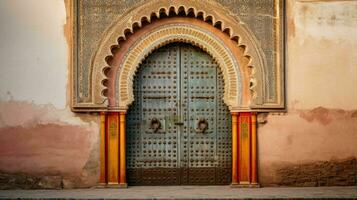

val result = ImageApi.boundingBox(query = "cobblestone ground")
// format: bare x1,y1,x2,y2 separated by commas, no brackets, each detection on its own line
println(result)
0,186,357,199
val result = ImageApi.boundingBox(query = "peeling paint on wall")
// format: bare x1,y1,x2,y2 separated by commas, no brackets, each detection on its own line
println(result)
258,107,357,186
0,0,357,188
0,101,88,128
0,100,100,188
0,124,93,174
259,107,357,164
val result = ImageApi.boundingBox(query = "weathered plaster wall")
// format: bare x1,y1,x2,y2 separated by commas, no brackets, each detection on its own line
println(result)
0,0,99,189
258,0,357,186
0,0,67,107
0,0,356,189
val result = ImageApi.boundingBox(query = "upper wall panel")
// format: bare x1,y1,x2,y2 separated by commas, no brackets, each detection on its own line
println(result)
71,0,285,112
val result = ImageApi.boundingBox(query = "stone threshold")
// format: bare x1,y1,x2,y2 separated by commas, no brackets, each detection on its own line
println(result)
0,186,356,200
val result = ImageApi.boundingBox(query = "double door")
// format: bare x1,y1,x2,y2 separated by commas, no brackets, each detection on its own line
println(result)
126,43,231,185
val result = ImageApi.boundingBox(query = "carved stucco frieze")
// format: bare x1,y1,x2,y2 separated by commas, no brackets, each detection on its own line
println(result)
71,0,285,112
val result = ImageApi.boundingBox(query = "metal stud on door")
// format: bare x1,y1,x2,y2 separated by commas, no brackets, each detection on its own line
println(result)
126,43,231,185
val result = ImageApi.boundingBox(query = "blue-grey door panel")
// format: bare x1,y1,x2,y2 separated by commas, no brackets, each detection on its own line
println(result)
127,43,231,185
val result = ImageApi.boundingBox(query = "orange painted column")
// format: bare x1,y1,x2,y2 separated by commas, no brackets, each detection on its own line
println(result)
231,112,259,187
100,112,127,187
107,112,119,185
238,113,251,184
119,112,127,187
251,113,258,185
99,112,107,184
231,112,239,185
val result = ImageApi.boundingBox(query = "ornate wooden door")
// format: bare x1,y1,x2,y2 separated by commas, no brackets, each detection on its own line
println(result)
126,43,231,185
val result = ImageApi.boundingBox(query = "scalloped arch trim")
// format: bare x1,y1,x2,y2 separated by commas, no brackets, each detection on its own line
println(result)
116,24,241,110
91,0,266,111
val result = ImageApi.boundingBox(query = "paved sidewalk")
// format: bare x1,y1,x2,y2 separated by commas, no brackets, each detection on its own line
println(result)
0,186,357,199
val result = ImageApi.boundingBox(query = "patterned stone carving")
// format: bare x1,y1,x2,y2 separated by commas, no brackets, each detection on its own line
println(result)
71,0,285,112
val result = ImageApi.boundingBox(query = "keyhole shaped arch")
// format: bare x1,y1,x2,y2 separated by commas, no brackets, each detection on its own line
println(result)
104,17,253,112
97,17,262,187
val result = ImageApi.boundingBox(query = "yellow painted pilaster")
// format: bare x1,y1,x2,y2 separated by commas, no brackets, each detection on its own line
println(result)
119,112,127,187
239,113,250,184
251,113,258,184
107,113,119,185
231,113,238,185
99,112,106,184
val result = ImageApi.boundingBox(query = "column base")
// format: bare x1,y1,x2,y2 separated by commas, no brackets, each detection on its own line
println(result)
119,183,128,188
95,183,128,188
93,183,107,188
231,183,260,188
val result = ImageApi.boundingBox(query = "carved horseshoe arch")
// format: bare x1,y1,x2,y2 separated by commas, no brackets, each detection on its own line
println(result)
91,0,268,112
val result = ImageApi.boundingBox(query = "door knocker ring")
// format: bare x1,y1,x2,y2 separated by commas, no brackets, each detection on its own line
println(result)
150,118,161,133
196,118,209,133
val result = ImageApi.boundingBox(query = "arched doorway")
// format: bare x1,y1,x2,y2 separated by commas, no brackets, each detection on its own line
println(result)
97,16,260,188
126,43,232,185
72,0,285,188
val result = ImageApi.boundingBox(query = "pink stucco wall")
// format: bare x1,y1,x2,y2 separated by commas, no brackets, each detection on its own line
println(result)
0,0,356,188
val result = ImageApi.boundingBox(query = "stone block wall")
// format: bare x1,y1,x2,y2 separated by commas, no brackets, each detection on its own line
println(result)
276,158,357,187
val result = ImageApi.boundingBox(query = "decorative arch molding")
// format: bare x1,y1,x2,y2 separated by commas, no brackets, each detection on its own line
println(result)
91,0,268,112
113,24,243,111
71,0,285,112
98,15,260,111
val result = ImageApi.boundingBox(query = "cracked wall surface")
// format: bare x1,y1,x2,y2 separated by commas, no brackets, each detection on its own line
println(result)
0,0,356,188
